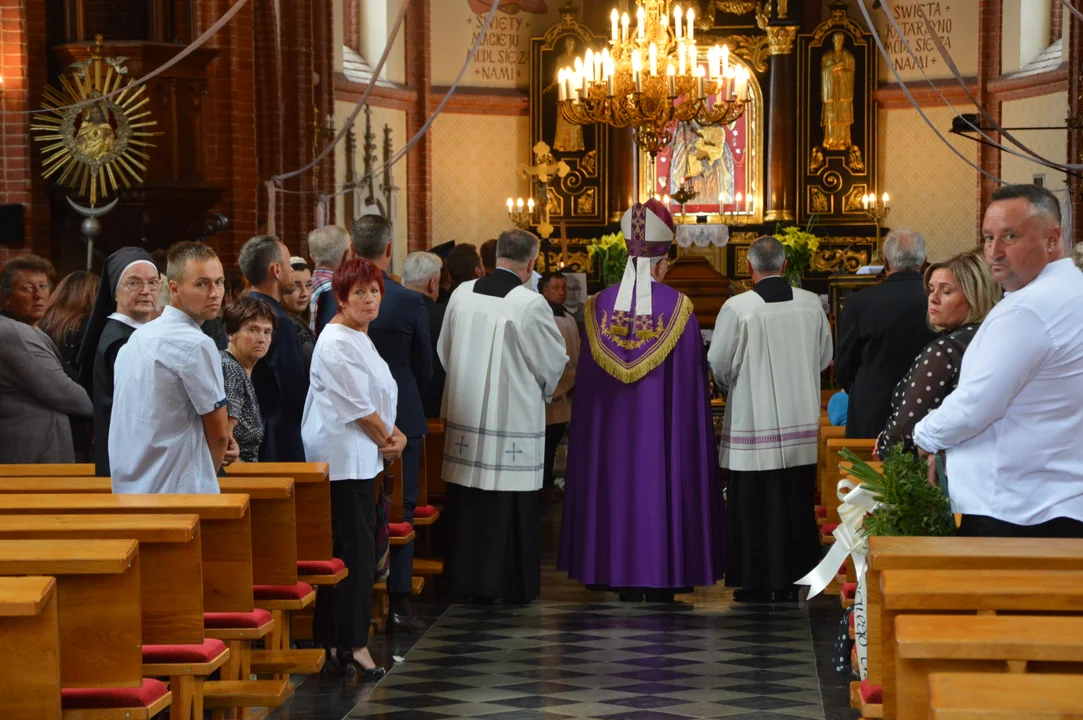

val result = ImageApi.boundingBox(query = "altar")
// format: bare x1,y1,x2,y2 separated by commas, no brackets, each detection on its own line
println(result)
526,1,886,328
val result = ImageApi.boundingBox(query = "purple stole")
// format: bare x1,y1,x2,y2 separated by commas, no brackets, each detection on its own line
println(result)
585,282,693,384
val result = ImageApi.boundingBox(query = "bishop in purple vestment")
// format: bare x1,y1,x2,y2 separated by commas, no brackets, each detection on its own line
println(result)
558,200,725,600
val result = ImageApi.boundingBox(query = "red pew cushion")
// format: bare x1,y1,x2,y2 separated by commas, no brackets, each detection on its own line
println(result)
62,678,169,709
388,522,414,537
821,523,839,536
860,679,883,705
842,582,857,600
816,506,827,519
143,638,228,664
414,505,438,518
204,608,273,629
253,581,315,601
297,558,346,575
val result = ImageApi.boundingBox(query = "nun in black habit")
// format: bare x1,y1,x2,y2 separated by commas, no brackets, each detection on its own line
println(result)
77,247,161,477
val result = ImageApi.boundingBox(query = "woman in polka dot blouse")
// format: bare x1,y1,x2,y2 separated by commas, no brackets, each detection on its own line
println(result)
876,251,1001,457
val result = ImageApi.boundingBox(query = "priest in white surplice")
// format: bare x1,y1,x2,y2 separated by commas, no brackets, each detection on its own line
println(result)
438,228,567,603
708,236,833,603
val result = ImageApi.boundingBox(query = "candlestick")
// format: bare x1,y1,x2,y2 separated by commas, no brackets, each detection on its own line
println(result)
621,12,629,44
695,65,705,98
674,5,682,38
611,9,618,43
687,7,695,41
584,49,594,82
507,198,514,212
661,13,668,30
862,193,869,210
558,69,566,101
882,192,890,208
688,44,697,75
721,45,729,76
527,197,535,212
649,42,658,76
678,40,686,77
667,63,676,96
637,6,645,39
632,49,643,92
516,198,524,209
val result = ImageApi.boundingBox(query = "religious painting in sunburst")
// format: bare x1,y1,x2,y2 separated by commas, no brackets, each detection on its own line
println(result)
31,35,159,207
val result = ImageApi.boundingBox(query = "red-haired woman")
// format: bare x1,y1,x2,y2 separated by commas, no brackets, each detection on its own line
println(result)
302,258,406,679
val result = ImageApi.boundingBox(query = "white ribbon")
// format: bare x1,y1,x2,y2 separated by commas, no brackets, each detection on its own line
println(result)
635,257,653,320
613,257,637,313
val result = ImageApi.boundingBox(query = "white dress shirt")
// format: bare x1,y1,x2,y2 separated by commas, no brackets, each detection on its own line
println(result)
109,305,226,494
913,258,1083,525
302,324,398,481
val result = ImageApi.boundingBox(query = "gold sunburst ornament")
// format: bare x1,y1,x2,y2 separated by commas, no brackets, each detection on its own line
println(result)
31,35,159,207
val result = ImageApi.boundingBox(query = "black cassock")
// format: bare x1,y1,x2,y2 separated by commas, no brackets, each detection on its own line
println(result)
91,318,137,477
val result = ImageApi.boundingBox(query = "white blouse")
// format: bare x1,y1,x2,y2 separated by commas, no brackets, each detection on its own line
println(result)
301,324,398,481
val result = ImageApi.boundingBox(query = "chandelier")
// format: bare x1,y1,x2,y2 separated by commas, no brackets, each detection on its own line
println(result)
556,0,751,158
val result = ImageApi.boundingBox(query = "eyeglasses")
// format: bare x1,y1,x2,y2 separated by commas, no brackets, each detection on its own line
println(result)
122,279,161,292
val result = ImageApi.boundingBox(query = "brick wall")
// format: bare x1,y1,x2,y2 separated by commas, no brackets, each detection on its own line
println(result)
253,0,283,233
405,0,431,252
344,0,360,53
0,0,48,263
279,0,315,253
314,0,336,233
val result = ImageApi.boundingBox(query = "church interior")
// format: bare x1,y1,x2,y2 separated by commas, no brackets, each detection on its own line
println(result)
2,0,1083,719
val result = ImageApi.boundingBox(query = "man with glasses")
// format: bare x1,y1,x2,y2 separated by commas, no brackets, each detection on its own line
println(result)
110,242,237,493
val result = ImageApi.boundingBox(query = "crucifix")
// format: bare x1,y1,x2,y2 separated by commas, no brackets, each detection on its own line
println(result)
518,141,570,270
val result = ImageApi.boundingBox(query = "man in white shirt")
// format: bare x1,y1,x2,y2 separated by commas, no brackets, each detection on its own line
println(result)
438,229,567,604
914,184,1083,538
110,242,237,494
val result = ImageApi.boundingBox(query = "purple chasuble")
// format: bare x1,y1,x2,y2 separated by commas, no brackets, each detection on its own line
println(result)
558,282,725,588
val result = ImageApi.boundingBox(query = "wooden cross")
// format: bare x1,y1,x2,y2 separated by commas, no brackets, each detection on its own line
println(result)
519,141,570,240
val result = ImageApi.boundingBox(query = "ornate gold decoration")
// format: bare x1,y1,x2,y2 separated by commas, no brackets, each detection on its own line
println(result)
842,186,866,213
755,1,771,30
821,32,855,151
729,231,759,244
581,149,597,176
778,0,788,19
557,0,752,157
766,25,797,55
811,5,867,45
32,35,160,207
846,144,865,173
715,0,758,13
601,310,666,347
810,248,869,273
547,186,563,215
809,186,831,213
586,294,694,384
809,145,825,174
518,141,571,238
764,209,795,222
576,188,597,214
724,34,772,74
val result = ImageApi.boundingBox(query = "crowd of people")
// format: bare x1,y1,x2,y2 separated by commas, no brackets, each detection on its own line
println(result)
2,182,1083,668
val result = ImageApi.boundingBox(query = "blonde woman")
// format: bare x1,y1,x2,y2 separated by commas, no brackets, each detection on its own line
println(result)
876,251,1001,457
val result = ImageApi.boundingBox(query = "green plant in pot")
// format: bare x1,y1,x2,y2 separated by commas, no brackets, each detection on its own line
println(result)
587,231,628,288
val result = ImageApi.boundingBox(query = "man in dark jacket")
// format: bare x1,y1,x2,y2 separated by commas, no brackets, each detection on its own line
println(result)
835,229,936,439
346,215,432,631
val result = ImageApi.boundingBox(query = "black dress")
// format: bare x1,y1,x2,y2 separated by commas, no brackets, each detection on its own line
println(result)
92,318,137,477
876,324,978,458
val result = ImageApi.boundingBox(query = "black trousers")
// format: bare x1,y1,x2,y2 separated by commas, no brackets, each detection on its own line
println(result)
958,514,1083,539
313,478,376,651
543,423,567,492
388,436,422,595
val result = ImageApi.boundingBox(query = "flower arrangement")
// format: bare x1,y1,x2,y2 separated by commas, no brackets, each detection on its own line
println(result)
839,445,956,537
775,217,821,287
587,231,628,288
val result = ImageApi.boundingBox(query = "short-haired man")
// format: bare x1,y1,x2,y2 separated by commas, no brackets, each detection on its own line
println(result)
439,229,567,603
708,236,833,602
110,242,236,493
307,225,351,335
239,234,309,462
914,184,1083,538
446,244,484,292
340,215,433,630
479,238,498,276
537,271,579,504
835,229,936,439
403,251,447,419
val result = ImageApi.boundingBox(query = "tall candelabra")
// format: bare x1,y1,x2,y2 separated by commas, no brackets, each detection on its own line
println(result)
862,192,891,263
506,197,536,230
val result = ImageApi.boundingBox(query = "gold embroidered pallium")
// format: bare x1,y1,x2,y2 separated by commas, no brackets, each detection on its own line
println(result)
601,310,666,349
587,294,694,384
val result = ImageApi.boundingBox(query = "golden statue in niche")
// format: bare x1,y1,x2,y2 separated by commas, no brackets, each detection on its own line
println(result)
821,32,855,151
548,37,585,152
75,103,117,160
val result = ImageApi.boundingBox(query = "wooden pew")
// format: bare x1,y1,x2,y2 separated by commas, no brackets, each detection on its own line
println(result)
927,672,1083,720
0,493,254,613
0,576,62,719
0,464,94,477
865,537,1083,692
0,539,141,689
0,514,203,646
425,418,447,504
879,568,1083,720
894,614,1083,720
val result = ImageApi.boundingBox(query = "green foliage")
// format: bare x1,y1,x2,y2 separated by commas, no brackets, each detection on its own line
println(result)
839,445,956,538
587,231,629,287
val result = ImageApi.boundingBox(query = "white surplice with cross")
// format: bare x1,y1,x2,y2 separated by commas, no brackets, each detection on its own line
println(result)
437,280,568,492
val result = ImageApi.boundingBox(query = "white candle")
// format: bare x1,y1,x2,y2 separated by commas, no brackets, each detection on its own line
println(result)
558,68,566,101
606,59,614,96
661,13,668,29
507,198,514,213
882,192,890,208
687,7,695,41
649,42,658,76
736,192,743,211
688,44,697,75
621,12,629,44
585,49,594,81
678,40,686,76
527,197,535,212
695,65,705,97
721,44,729,76
862,194,869,210
611,9,619,44
674,5,683,38
667,63,676,96
517,198,524,209
594,53,603,83
637,6,645,39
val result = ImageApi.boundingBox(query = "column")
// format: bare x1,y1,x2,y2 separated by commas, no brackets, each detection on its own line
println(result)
764,25,798,223
405,0,432,251
1069,4,1083,245
975,0,1002,228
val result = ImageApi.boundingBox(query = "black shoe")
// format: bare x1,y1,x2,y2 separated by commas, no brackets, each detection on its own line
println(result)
643,589,677,603
336,649,386,680
618,589,645,602
389,611,426,633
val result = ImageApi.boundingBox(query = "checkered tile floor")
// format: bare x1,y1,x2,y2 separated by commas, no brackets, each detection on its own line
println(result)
350,602,825,719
